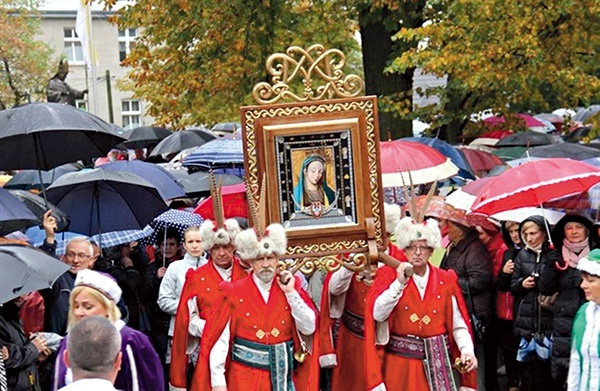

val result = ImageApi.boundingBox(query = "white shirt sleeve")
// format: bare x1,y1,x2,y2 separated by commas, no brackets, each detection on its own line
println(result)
373,280,406,322
157,265,179,315
567,344,580,391
452,295,475,355
285,291,316,335
329,267,354,296
209,321,231,387
187,297,206,337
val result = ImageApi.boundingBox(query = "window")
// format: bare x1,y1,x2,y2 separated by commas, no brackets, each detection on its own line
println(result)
75,100,88,111
64,28,84,63
122,99,142,130
118,28,138,62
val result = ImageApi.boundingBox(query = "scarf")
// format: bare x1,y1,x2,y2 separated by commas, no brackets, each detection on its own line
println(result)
562,238,590,268
526,242,543,254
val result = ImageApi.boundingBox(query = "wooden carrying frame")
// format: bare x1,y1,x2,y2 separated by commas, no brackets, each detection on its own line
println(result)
240,45,386,275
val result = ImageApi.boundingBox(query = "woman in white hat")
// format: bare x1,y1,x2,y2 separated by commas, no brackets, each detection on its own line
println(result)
567,249,600,391
51,269,164,391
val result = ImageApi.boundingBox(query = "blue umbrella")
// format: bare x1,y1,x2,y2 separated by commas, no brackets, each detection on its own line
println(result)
24,226,84,255
99,160,185,200
182,135,244,170
90,229,149,248
403,137,476,180
0,188,39,236
46,169,169,239
3,163,82,191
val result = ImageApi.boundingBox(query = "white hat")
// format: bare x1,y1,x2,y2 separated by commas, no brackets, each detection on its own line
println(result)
199,218,241,251
384,203,401,234
75,269,122,303
234,223,287,261
394,216,442,250
578,248,600,277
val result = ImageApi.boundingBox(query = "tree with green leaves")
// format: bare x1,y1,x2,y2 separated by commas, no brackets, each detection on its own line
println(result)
388,0,600,142
0,0,53,110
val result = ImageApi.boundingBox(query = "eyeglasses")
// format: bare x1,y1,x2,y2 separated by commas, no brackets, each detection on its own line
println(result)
65,252,91,260
405,245,431,254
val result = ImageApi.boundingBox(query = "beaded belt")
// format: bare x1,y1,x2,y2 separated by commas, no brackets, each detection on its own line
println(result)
341,308,365,338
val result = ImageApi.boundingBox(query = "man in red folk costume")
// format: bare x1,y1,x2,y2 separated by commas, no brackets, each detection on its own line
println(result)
365,215,478,391
194,222,319,391
318,203,406,391
170,177,248,391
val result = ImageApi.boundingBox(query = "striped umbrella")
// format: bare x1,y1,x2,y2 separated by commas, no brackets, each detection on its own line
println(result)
182,135,244,170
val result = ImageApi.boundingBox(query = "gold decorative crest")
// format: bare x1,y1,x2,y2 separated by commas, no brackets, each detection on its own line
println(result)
252,44,365,105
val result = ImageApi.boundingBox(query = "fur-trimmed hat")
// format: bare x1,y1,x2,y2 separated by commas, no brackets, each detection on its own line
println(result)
234,223,288,261
394,216,442,250
577,248,600,277
75,269,122,303
199,218,241,251
384,203,401,234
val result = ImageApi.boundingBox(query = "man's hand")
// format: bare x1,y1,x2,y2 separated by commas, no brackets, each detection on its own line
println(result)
42,210,57,241
396,262,413,285
502,260,514,274
1,346,8,361
277,270,296,293
458,352,477,372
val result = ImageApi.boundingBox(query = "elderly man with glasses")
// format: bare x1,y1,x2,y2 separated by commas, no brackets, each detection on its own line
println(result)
40,237,94,335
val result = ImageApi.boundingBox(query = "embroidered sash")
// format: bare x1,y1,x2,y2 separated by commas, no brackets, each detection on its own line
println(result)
231,337,295,391
386,334,458,391
341,308,365,338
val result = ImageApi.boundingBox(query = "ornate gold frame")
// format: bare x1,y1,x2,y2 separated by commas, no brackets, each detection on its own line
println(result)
241,45,385,274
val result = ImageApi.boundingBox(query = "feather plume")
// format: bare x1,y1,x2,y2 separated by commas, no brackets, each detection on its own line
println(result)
417,182,438,222
209,171,225,228
245,176,263,238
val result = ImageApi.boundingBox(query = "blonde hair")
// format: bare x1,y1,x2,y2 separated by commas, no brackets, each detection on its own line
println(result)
184,225,201,241
68,286,121,331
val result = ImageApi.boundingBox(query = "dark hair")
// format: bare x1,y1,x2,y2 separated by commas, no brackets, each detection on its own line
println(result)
156,227,181,245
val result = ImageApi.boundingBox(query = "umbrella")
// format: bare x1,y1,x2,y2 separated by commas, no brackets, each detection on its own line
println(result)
0,102,125,171
469,130,514,148
46,169,169,238
24,226,84,255
483,113,548,130
403,137,476,180
122,126,172,149
0,244,71,304
99,160,185,200
0,188,39,236
506,157,546,167
142,209,204,246
491,207,566,225
182,136,244,170
495,131,557,147
492,146,527,162
470,158,600,216
446,177,495,210
150,130,217,157
562,126,592,143
401,195,455,221
194,183,247,219
573,105,600,123
3,163,82,191
211,122,240,137
457,147,504,172
8,189,70,232
379,140,459,187
167,169,243,197
90,229,149,248
522,143,600,161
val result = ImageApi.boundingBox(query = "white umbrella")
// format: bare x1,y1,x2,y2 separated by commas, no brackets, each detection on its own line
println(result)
491,207,566,225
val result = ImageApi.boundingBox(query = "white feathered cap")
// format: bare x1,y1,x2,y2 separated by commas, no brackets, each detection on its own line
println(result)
384,203,401,234
394,216,442,250
199,218,242,251
234,223,288,261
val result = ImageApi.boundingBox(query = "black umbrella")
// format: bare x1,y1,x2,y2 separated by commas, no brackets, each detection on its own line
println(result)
0,245,70,304
3,163,82,191
0,188,39,236
495,131,557,147
46,169,169,239
211,122,240,137
150,130,217,156
0,102,125,171
522,143,600,161
122,126,172,149
573,105,600,123
167,169,243,197
8,190,70,232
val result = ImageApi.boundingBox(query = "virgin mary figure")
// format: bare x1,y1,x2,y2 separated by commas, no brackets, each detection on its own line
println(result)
293,154,336,215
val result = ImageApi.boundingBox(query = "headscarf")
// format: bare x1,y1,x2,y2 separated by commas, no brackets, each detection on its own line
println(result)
292,155,335,210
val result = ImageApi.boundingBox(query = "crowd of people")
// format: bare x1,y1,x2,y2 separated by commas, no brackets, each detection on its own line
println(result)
1,192,600,391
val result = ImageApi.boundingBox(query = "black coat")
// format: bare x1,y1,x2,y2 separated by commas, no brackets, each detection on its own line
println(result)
0,303,40,391
538,213,595,382
441,230,494,323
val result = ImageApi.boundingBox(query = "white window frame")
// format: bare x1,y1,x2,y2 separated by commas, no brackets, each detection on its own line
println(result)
122,99,142,130
75,99,88,111
63,27,84,64
118,28,138,62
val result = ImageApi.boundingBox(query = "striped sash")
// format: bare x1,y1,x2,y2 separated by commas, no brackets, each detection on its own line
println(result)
0,354,6,391
341,308,365,338
232,337,295,391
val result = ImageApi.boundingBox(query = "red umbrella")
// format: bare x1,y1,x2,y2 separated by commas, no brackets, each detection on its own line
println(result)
458,147,504,172
483,113,546,129
193,183,247,219
470,158,600,216
379,140,459,187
